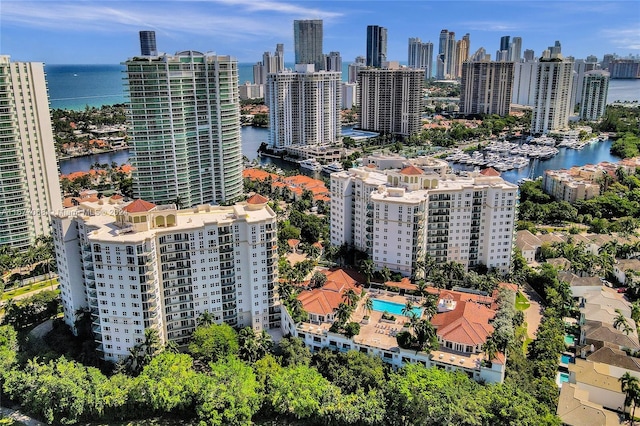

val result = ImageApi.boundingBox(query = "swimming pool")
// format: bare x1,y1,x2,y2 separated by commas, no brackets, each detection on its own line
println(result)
564,335,575,345
372,299,423,317
561,354,573,364
557,372,569,384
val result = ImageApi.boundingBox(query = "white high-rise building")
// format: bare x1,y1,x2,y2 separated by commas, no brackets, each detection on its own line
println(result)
0,56,63,249
580,70,610,121
330,160,517,276
358,68,424,137
342,82,358,109
408,37,434,78
266,65,341,148
531,56,574,134
254,45,285,85
52,195,279,362
509,37,522,62
571,59,600,109
125,50,243,207
512,61,538,106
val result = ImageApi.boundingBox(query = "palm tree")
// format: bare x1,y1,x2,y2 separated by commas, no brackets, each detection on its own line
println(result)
335,302,352,325
619,372,640,424
482,337,499,365
416,279,427,302
363,296,373,317
197,310,215,326
360,259,374,286
413,319,438,353
402,300,415,318
613,309,631,334
380,266,392,283
421,293,439,320
342,289,359,308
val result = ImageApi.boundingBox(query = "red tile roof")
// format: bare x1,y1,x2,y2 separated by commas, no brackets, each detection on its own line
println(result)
480,167,501,177
400,165,423,175
384,277,417,291
246,194,269,204
431,300,496,347
122,199,157,213
297,268,361,316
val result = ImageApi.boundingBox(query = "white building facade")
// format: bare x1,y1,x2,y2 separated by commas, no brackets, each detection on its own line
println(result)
52,196,279,362
0,56,63,249
125,51,243,207
331,162,518,276
531,57,574,134
580,70,609,121
266,66,341,148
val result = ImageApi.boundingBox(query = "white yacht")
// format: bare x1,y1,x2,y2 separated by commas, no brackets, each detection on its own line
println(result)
322,162,344,174
298,158,323,172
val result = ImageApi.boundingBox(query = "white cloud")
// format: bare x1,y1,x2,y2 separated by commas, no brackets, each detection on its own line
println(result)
0,1,341,39
458,20,523,32
601,27,640,50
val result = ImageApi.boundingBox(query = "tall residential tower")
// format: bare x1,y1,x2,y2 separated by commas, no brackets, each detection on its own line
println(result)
580,70,610,121
266,65,341,147
125,49,243,207
531,56,574,134
460,60,515,116
408,38,434,78
0,56,63,249
366,25,388,68
294,20,324,71
358,67,424,137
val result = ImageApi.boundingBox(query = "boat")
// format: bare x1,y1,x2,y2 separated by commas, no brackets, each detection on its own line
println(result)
298,158,322,172
322,162,344,174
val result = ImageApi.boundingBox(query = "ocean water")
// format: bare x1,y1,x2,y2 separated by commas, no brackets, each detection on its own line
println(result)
46,63,640,111
46,62,353,111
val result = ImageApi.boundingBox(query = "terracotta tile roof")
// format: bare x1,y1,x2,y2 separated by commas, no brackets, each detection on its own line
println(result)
432,300,496,347
287,239,300,248
399,165,423,175
480,167,501,176
111,194,124,200
384,277,417,291
298,289,343,316
246,194,269,204
242,168,277,181
296,268,361,316
122,199,157,213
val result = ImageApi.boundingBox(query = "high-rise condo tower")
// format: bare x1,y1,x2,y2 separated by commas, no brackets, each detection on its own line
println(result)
125,45,242,207
0,56,63,249
294,20,324,71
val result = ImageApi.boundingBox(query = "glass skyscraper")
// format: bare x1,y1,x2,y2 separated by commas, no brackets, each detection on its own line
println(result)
294,20,324,71
366,25,387,68
125,51,243,207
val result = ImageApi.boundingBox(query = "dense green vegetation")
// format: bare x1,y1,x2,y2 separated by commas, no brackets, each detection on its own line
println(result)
0,321,561,426
596,105,640,136
517,177,640,233
51,104,127,155
1,236,56,293
611,133,640,159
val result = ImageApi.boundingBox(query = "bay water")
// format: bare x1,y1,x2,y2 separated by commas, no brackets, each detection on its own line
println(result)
48,64,636,180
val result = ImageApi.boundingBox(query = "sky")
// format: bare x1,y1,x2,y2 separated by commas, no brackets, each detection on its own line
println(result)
1,1,639,65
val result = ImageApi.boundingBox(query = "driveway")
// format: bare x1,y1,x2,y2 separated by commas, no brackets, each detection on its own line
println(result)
520,282,544,339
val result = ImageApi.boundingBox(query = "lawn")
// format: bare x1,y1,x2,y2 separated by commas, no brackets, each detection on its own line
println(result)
2,279,58,301
515,292,531,311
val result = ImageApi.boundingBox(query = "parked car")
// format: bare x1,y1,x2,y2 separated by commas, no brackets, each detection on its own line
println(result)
617,287,628,293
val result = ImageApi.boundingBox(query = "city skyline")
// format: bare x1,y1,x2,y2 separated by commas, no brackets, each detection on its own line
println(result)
2,1,639,65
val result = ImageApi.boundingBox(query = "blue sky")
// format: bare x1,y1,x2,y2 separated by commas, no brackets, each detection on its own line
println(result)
1,1,639,64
